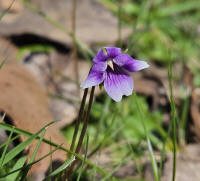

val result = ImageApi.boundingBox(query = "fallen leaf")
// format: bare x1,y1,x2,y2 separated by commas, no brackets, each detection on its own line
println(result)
0,64,68,180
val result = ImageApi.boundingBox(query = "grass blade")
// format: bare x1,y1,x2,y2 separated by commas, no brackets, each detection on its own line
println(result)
48,138,53,181
127,142,143,178
20,128,47,180
179,93,190,146
168,61,177,181
133,92,159,181
30,127,47,163
0,127,15,167
0,145,61,178
0,122,117,179
77,134,89,181
0,59,7,69
5,156,27,181
1,121,55,166
0,135,20,150
100,163,120,181
147,137,159,181
159,123,172,179
43,156,75,180
0,0,16,21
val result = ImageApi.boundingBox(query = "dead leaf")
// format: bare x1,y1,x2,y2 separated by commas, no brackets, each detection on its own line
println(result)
0,64,68,180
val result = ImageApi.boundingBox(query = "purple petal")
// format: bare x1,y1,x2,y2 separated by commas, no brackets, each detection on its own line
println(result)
113,54,149,72
105,47,121,58
93,49,108,63
81,62,107,88
93,47,122,63
104,65,133,102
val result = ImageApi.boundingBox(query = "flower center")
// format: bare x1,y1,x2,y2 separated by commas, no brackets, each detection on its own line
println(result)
107,59,114,70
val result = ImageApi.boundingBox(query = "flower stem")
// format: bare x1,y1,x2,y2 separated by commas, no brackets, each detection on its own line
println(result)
67,86,95,180
76,86,95,153
69,88,88,154
63,88,88,180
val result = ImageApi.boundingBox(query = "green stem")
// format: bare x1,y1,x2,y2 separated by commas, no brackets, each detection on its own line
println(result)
168,62,177,181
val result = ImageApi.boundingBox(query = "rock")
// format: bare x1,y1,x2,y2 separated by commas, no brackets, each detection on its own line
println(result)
20,50,95,128
162,144,200,181
0,0,131,45
0,36,18,63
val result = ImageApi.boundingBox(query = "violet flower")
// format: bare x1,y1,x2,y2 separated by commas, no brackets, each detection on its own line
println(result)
81,47,149,102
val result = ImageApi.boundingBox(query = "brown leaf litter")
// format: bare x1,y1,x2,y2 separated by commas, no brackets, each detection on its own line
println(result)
0,64,68,180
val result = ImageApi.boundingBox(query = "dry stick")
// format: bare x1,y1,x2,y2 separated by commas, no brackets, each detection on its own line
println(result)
67,86,95,180
71,0,80,97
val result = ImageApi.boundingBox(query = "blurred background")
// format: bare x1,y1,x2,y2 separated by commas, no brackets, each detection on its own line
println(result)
0,0,200,180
